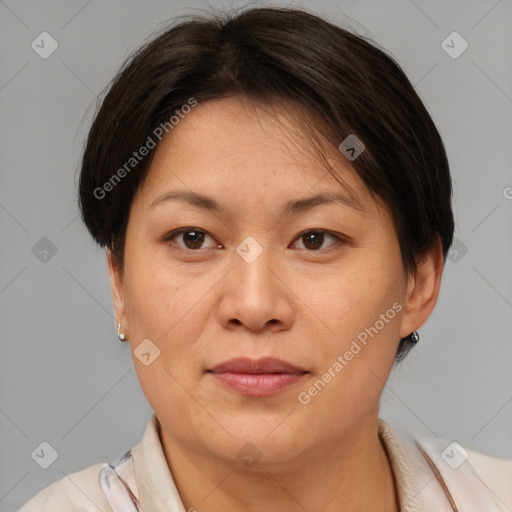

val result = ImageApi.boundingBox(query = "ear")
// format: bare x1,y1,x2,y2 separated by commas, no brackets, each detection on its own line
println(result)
399,236,444,338
107,249,127,334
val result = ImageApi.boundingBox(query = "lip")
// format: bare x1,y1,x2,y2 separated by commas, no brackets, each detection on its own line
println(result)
209,356,305,374
207,357,308,396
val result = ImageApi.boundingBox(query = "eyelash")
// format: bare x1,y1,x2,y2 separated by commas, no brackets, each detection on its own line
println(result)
162,228,347,253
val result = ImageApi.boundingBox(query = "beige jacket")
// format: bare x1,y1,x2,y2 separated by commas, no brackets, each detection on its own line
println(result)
19,414,512,511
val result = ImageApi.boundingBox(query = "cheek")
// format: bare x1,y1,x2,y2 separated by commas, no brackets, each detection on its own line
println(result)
124,242,179,323
307,259,401,344
297,265,402,427
123,254,216,362
123,263,211,415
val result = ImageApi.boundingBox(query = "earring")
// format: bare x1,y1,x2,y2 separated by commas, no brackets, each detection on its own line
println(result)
409,331,419,343
117,321,126,342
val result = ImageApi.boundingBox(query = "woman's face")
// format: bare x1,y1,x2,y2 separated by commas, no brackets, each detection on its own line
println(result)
109,96,439,466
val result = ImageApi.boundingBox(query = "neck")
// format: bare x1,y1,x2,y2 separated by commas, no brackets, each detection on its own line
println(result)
160,414,399,512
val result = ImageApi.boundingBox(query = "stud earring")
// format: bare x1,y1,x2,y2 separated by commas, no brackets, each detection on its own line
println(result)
117,321,126,342
409,331,419,343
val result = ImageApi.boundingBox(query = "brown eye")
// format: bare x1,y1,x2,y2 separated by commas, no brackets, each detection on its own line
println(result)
180,230,205,249
164,228,219,251
294,230,342,251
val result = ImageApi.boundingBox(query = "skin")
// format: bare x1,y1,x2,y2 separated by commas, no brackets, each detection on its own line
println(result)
108,96,444,511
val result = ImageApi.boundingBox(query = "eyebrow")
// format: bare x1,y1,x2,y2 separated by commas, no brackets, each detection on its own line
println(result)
149,190,368,216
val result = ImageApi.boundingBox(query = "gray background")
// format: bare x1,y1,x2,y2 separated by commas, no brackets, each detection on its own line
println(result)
1,0,511,510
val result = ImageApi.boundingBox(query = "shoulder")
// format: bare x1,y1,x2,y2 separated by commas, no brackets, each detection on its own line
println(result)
463,445,512,510
18,462,112,512
379,418,512,511
18,415,157,511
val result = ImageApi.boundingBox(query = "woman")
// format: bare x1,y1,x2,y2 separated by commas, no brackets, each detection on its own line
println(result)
19,6,511,512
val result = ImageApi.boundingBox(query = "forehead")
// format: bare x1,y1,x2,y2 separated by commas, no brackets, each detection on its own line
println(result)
137,96,378,216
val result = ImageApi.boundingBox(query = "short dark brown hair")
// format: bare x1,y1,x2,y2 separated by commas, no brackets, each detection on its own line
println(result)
78,6,454,363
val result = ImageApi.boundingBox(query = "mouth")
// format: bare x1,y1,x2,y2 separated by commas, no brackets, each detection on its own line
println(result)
206,356,309,396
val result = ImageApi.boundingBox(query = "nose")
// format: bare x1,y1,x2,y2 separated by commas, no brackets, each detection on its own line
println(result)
216,244,295,333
